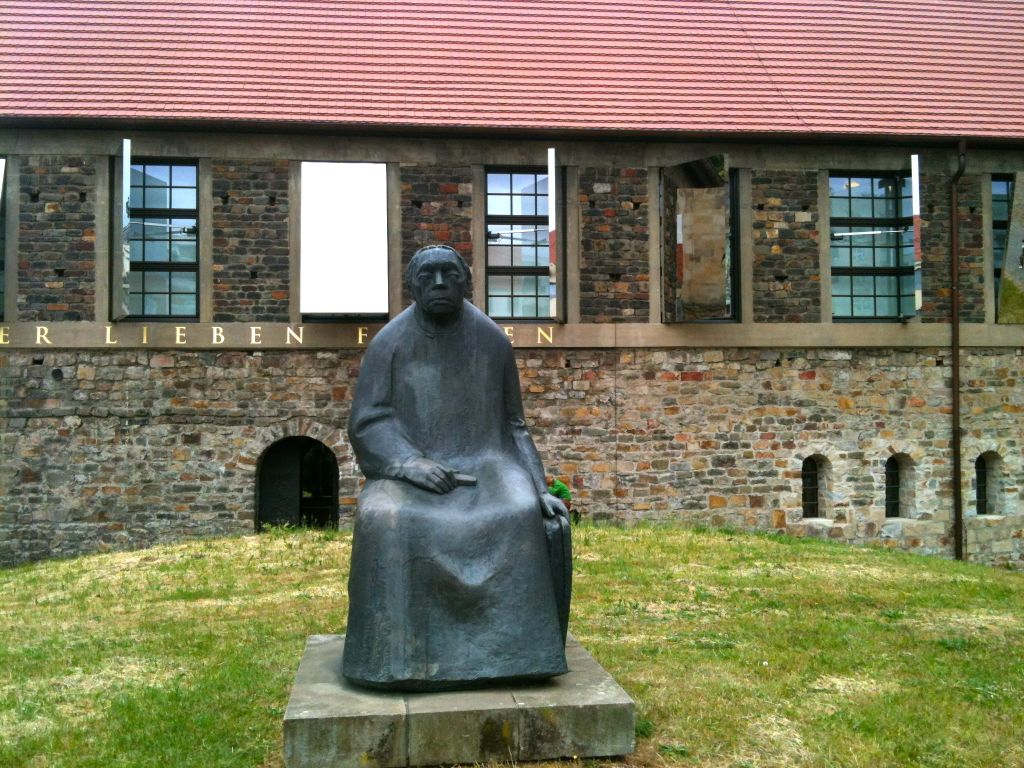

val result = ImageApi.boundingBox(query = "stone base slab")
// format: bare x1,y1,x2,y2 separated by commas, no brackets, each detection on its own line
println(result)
283,634,635,767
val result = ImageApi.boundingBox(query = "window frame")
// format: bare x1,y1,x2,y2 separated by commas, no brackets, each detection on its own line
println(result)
829,171,915,321
801,456,821,519
125,159,200,320
484,165,557,321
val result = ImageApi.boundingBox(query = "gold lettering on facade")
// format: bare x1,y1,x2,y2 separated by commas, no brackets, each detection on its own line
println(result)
211,326,225,345
503,326,515,343
286,326,304,345
250,326,262,345
537,326,554,344
104,325,118,345
36,326,52,345
357,326,368,345
0,327,8,345
175,326,187,345
141,326,150,345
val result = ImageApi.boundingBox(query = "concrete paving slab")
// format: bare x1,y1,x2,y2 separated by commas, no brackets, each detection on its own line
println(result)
283,634,635,767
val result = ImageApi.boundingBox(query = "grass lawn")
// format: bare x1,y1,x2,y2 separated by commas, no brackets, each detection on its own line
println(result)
1,524,1023,768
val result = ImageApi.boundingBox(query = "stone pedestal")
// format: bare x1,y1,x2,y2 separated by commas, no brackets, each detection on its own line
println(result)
283,634,635,768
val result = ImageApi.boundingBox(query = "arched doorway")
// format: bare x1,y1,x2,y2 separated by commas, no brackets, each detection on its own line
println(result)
257,437,339,530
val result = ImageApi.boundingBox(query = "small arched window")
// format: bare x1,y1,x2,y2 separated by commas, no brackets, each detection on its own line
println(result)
802,456,821,518
975,452,1003,516
885,456,901,518
975,455,989,516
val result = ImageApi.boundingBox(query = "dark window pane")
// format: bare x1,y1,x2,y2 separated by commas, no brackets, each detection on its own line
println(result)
171,272,197,293
876,296,898,316
488,244,512,267
512,174,539,195
490,275,512,296
487,173,511,194
487,194,511,216
851,198,873,217
853,297,874,316
513,296,538,317
172,165,196,187
171,241,197,263
512,195,535,216
488,296,511,316
145,241,170,262
143,294,169,315
170,294,197,316
171,187,197,209
144,165,171,184
144,271,170,292
144,187,171,208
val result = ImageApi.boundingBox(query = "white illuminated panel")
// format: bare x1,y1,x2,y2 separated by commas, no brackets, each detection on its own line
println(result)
300,162,388,314
0,157,6,204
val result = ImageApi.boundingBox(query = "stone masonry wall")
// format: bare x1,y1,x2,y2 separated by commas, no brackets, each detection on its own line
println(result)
0,348,359,564
399,165,473,306
211,159,291,322
2,345,1022,568
17,155,97,321
751,170,820,322
578,167,650,322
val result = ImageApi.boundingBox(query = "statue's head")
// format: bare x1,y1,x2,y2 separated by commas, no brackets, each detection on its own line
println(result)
406,245,471,319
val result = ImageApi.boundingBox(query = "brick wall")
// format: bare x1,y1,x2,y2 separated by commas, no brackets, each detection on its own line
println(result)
3,345,1022,568
919,167,986,323
17,156,97,321
751,170,820,323
660,171,680,322
578,167,650,322
211,159,291,322
399,165,473,305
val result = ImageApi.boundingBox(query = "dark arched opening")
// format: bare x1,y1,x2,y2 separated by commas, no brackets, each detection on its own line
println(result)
256,437,339,530
801,456,821,518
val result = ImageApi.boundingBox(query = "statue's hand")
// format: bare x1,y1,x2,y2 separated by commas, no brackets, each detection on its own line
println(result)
539,492,568,520
396,457,458,494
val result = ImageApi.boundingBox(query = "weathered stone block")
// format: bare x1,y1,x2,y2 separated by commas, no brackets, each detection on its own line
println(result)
283,634,635,768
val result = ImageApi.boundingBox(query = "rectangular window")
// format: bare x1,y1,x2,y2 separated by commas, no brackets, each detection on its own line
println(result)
300,162,388,317
126,161,199,318
992,175,1014,300
829,173,915,320
662,158,738,322
485,168,555,320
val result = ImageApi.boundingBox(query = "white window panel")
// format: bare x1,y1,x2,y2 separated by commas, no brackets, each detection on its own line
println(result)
300,162,388,315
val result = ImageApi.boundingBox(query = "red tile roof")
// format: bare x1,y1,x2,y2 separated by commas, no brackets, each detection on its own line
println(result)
2,0,1023,141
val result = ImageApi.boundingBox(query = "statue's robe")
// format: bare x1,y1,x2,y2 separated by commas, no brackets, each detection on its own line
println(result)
343,300,569,690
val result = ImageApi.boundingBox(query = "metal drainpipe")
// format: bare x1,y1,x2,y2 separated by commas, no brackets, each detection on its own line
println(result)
950,140,967,560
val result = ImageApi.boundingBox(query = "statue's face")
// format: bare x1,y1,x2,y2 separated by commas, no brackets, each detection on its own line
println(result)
410,250,467,318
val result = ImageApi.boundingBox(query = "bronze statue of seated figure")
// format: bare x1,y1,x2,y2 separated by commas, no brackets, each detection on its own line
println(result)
343,245,571,692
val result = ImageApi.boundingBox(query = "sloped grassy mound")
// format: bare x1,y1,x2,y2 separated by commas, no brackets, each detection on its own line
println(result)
2,525,1022,768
